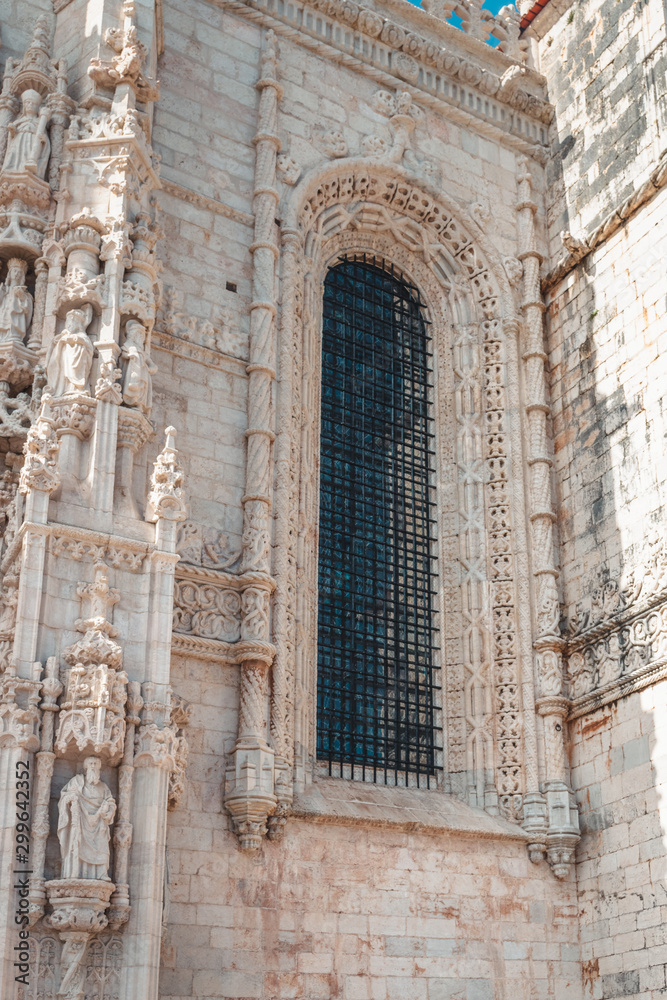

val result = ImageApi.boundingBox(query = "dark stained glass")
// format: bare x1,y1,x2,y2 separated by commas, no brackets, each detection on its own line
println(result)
317,255,441,786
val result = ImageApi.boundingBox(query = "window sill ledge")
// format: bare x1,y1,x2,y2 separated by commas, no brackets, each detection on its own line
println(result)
291,778,531,842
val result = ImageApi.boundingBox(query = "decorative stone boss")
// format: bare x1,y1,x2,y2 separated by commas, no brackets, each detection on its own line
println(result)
57,757,116,880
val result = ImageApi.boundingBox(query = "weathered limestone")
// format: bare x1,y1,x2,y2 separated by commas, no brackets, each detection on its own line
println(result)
0,0,664,995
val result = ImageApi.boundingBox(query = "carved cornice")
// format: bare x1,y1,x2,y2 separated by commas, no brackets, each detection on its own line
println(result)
565,559,667,717
176,561,275,591
569,658,667,721
221,0,552,156
151,329,247,378
543,149,667,291
170,631,275,664
48,522,153,572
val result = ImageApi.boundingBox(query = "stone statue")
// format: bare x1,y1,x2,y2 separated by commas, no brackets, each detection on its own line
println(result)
2,88,50,179
0,259,33,344
46,304,95,396
57,756,116,880
121,319,155,413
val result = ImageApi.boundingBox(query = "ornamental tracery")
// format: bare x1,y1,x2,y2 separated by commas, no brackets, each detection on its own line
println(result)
275,163,531,822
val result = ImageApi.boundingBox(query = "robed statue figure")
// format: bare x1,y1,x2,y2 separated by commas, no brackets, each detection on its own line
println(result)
57,756,116,880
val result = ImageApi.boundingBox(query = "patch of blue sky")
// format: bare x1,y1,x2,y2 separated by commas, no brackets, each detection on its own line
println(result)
403,0,515,45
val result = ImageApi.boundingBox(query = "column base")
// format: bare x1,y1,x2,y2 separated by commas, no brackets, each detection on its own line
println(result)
224,739,276,851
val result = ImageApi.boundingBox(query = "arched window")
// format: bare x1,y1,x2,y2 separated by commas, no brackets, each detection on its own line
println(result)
317,255,441,787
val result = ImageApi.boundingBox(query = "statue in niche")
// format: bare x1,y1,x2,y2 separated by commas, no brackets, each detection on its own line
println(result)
46,304,95,396
2,89,50,179
121,318,156,413
0,259,33,344
57,756,116,880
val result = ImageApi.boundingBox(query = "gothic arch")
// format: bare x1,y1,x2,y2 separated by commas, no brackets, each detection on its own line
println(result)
274,160,538,821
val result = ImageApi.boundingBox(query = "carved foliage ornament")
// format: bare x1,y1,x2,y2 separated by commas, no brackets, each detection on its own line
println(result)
145,426,187,523
55,563,128,764
19,396,60,495
278,166,525,821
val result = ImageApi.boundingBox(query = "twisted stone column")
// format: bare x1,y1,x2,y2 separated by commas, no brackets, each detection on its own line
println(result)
28,656,61,925
272,229,302,790
517,157,580,877
241,28,281,579
226,31,284,849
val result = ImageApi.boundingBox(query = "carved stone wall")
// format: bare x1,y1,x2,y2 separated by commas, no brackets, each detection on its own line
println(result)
4,0,661,993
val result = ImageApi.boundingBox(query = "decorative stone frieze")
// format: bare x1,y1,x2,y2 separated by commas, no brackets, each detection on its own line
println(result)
228,0,553,149
173,577,242,643
156,286,232,353
563,538,667,717
176,520,240,570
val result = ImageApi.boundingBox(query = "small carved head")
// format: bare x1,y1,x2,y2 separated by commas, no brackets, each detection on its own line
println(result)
83,756,102,783
5,258,28,287
125,318,146,348
64,304,94,336
20,89,42,116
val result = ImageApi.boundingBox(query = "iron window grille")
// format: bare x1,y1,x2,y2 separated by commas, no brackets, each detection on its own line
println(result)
316,255,442,788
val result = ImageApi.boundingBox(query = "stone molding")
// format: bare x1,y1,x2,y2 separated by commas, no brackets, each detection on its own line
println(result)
292,779,534,841
152,327,247,376
273,158,541,833
173,563,275,645
543,149,667,291
223,0,551,161
566,593,667,719
236,0,552,124
159,178,254,228
48,523,153,572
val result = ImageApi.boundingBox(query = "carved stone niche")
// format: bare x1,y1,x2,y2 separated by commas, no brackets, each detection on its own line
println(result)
115,404,154,518
54,563,128,765
0,17,72,257
44,754,117,998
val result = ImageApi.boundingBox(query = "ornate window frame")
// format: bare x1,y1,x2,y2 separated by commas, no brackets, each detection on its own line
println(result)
273,161,539,821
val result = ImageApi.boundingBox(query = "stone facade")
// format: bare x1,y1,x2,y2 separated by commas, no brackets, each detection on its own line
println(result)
523,0,667,996
0,0,663,997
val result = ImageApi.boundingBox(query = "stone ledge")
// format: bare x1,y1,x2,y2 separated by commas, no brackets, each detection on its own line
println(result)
569,658,667,721
292,778,532,841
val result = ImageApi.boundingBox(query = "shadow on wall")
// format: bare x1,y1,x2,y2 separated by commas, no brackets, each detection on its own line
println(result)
546,166,667,1000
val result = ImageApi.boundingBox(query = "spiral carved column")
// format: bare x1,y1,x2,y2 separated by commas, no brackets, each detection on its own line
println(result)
516,157,580,878
226,30,282,851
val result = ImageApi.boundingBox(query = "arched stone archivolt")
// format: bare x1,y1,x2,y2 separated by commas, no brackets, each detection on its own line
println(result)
273,160,540,822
